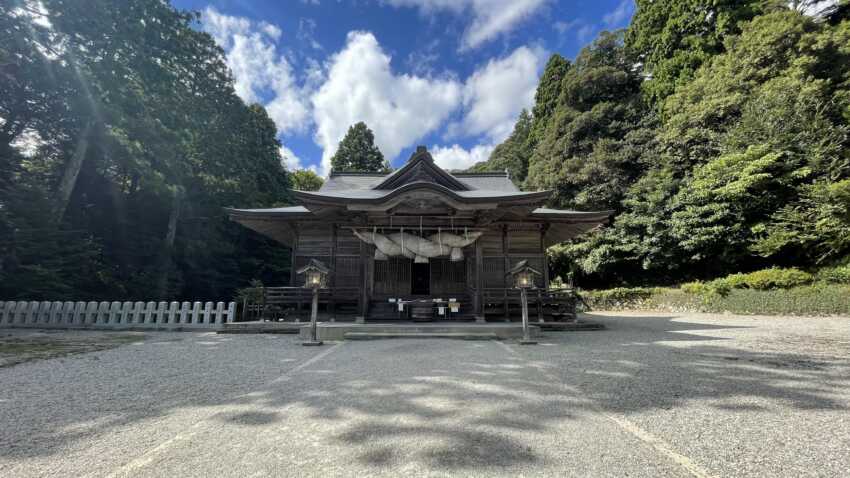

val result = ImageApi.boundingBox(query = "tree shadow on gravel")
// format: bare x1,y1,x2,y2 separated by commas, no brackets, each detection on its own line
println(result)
1,314,849,473
530,314,850,414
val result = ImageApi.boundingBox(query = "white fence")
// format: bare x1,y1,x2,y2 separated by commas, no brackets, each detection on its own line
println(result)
0,300,235,330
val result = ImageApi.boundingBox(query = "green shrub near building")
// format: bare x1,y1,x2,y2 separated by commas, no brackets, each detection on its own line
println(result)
816,265,850,284
581,266,850,316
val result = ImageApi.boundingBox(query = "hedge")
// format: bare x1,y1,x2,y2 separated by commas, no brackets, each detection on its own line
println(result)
817,265,850,284
581,284,850,316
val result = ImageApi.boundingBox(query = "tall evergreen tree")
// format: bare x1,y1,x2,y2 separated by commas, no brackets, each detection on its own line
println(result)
626,0,767,103
525,31,653,211
528,54,571,149
330,122,389,172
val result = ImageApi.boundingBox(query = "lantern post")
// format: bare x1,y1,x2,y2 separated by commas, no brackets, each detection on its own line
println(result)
297,259,330,346
507,260,542,345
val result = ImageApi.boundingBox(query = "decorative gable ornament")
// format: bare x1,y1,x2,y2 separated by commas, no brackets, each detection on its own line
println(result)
372,146,470,191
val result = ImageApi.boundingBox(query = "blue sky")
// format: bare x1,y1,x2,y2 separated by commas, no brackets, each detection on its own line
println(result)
170,0,636,175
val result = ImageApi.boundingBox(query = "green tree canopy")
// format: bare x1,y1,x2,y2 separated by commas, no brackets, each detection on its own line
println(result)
626,0,767,103
491,5,850,288
524,30,653,212
1,0,292,299
330,122,389,172
290,169,324,191
528,54,571,149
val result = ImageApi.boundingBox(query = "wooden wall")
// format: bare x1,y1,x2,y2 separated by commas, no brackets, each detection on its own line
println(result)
292,223,363,289
430,257,467,295
479,226,546,290
293,223,547,298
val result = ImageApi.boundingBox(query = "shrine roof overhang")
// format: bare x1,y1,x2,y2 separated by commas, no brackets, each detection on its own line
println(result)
224,201,613,247
224,205,613,221
224,205,311,219
222,206,304,246
291,181,552,211
536,208,615,246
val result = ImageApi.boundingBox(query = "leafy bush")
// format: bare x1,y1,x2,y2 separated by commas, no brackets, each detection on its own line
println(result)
580,287,656,310
817,265,850,284
235,279,264,303
738,267,813,290
681,282,708,295
716,273,748,289
685,268,814,297
682,278,732,297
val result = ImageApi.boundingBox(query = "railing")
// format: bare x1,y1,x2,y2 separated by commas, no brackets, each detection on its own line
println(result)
0,300,234,330
238,286,579,322
481,288,579,321
241,286,360,322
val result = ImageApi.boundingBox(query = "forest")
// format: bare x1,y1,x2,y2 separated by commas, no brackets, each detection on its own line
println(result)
2,0,849,301
472,0,850,288
1,1,292,300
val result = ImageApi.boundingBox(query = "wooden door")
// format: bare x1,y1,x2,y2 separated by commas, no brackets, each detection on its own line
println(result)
373,257,411,296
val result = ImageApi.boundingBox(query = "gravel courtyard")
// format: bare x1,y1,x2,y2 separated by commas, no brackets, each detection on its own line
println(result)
1,312,849,478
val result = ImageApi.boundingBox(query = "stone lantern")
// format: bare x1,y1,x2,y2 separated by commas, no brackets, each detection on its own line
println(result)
297,259,330,346
507,260,541,345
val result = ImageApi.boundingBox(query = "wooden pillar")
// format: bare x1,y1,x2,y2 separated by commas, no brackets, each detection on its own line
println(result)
474,239,484,323
540,224,550,323
330,224,337,322
289,224,298,287
541,223,550,290
502,225,509,321
356,239,369,323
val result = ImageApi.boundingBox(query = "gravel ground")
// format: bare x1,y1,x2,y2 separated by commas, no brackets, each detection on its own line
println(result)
0,312,849,477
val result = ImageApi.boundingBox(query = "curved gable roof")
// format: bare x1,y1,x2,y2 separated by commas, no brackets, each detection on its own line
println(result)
372,146,470,191
320,148,520,195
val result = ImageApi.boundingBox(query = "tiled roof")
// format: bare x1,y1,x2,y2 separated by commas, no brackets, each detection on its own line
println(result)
453,173,518,192
319,174,384,192
319,171,518,193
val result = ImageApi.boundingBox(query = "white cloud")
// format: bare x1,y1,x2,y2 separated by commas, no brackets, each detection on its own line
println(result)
576,24,596,44
297,18,323,51
202,9,549,174
203,8,310,135
452,45,545,142
384,0,548,51
311,31,462,175
280,145,317,172
602,0,635,28
553,19,580,34
430,143,495,170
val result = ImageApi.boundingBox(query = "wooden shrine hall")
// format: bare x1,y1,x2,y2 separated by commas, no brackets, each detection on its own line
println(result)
226,146,611,323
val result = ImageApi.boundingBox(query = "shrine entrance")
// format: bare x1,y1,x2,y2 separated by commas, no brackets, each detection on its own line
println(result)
411,261,430,295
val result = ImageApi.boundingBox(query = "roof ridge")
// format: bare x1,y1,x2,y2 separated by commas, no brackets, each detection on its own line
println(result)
328,171,390,177
451,172,509,177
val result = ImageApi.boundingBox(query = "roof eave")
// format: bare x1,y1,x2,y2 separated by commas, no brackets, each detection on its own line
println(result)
223,206,313,220
293,182,553,206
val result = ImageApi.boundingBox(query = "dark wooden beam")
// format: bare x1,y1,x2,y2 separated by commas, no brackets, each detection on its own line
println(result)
475,238,484,322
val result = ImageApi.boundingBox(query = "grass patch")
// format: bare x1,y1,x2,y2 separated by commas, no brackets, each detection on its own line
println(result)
0,333,143,368
581,284,850,316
